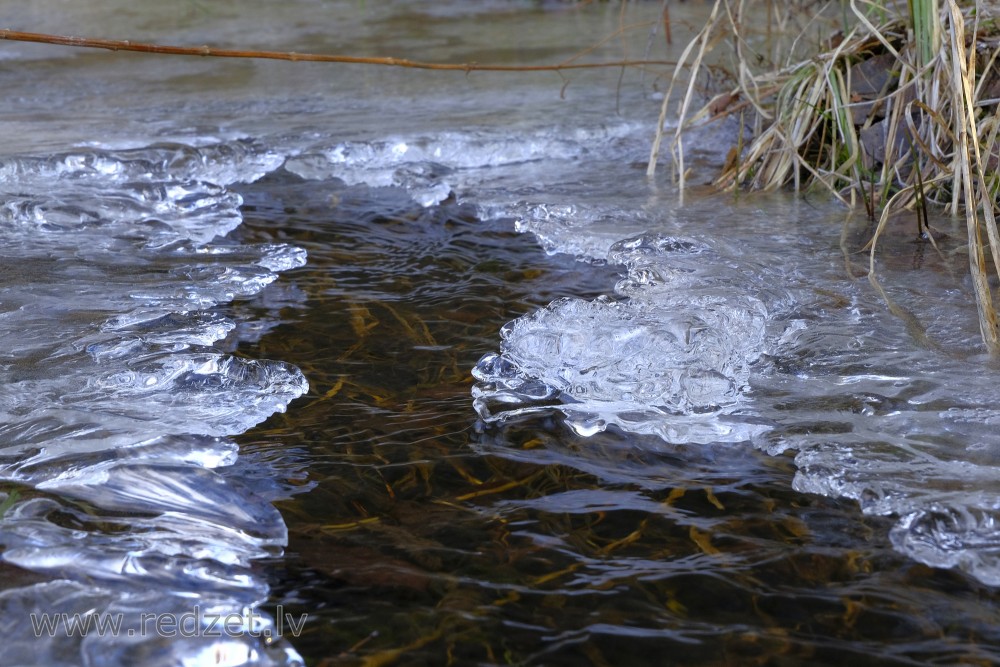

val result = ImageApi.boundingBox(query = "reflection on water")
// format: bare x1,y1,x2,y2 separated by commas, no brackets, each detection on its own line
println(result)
4,0,1000,665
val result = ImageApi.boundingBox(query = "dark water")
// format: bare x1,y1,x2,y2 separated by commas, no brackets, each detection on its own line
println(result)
231,173,1000,666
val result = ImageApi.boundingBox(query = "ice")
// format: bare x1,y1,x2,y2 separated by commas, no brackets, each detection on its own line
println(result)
0,141,284,189
284,124,642,209
0,140,306,665
892,503,1000,586
0,142,283,249
473,234,777,444
505,202,660,261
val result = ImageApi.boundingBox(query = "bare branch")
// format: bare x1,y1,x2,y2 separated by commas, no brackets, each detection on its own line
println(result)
0,29,674,73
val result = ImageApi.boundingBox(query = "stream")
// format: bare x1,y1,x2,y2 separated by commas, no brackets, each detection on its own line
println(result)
2,1,1000,666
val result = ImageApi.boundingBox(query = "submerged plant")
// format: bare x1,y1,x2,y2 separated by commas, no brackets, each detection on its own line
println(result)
650,0,1000,352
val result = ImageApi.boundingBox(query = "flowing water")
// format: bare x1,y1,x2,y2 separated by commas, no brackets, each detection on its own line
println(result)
3,1,1000,666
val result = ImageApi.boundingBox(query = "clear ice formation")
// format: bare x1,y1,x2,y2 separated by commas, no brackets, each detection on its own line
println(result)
753,319,1000,588
283,124,642,208
0,141,307,666
473,233,780,445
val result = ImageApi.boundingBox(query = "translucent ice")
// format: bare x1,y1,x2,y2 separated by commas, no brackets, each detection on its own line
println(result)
0,140,306,666
473,234,776,444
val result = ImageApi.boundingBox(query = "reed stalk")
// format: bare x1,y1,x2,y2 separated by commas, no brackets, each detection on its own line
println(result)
910,0,941,67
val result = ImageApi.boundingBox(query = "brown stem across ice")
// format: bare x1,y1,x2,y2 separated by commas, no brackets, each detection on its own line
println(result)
0,29,673,73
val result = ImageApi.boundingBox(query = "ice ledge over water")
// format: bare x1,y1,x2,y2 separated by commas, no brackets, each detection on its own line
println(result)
285,123,643,208
0,139,307,666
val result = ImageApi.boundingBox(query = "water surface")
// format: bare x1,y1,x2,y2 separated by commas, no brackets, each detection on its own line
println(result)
2,2,1000,666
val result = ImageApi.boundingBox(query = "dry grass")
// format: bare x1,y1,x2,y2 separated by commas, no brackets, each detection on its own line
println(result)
650,0,1000,352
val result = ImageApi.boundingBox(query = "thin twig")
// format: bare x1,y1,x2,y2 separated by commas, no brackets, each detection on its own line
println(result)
0,29,674,72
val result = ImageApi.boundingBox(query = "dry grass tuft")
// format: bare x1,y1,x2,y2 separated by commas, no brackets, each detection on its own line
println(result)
650,0,1000,352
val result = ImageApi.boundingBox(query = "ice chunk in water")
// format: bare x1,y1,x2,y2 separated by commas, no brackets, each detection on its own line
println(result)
890,503,1000,586
474,233,775,444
